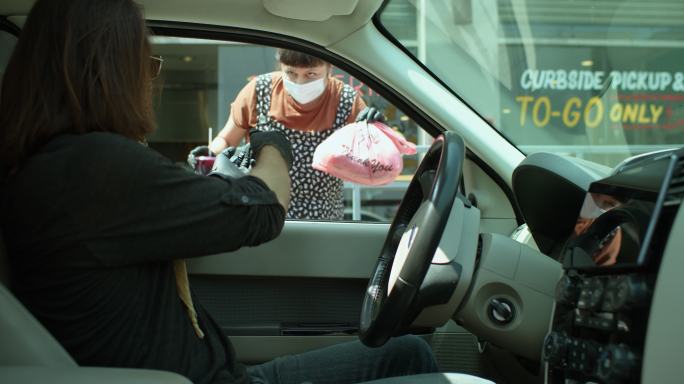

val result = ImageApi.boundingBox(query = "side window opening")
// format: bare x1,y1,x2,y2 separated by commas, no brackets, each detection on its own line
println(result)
150,37,430,222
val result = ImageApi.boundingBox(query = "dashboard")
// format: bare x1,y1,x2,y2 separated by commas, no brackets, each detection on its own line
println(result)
513,149,683,383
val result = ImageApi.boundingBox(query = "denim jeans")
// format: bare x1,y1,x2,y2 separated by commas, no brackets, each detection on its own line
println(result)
246,335,438,384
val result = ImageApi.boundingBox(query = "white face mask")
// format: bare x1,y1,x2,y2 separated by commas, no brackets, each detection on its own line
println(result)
282,74,326,104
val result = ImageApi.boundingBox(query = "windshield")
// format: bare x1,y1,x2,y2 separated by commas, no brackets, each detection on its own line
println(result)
379,0,684,167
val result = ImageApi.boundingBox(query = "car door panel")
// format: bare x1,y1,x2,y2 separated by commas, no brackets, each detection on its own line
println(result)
187,221,382,364
188,221,385,279
186,160,515,377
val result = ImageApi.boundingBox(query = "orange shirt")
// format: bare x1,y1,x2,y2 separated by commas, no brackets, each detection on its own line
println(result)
230,72,366,132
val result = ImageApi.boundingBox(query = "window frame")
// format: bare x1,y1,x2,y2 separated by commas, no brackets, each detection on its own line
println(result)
146,20,523,224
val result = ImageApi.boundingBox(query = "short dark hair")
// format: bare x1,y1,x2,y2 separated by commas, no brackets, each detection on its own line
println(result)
275,48,328,68
0,0,155,172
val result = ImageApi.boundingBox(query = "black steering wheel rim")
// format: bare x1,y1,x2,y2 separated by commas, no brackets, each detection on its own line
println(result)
359,132,466,347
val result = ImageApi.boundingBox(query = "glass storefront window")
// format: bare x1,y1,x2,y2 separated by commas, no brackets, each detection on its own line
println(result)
380,0,684,167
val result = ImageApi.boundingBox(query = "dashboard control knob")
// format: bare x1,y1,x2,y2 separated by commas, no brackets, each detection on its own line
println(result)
488,298,514,325
622,275,651,308
556,275,580,305
602,275,652,312
543,332,569,366
578,276,604,310
596,344,639,383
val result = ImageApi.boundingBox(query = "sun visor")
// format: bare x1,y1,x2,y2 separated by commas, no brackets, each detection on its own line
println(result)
262,0,359,21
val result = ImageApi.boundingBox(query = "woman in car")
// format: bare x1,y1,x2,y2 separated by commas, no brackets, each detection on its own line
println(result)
0,0,436,383
189,49,385,220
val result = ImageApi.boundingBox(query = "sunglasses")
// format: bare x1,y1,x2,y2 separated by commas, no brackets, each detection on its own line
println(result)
150,55,163,79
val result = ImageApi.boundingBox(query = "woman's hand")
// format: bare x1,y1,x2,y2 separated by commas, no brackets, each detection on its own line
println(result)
249,129,293,170
356,106,386,123
225,144,255,171
209,146,253,179
187,145,212,170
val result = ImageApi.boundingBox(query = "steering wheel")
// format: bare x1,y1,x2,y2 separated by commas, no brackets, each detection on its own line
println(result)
360,131,466,347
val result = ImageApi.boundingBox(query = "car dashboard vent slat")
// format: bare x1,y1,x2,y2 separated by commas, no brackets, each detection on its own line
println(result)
664,158,684,206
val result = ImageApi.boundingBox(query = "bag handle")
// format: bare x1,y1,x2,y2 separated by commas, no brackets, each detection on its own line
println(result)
372,122,417,155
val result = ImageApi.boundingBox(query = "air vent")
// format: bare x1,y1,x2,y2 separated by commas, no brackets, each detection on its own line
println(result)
665,157,684,206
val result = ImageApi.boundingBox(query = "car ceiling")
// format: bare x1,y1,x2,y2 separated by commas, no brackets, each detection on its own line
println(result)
0,0,384,48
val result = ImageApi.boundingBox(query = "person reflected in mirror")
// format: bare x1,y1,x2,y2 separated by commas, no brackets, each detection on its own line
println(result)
188,49,385,220
0,1,436,383
572,194,623,266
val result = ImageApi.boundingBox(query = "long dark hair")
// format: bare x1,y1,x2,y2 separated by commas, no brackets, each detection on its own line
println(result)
0,0,155,172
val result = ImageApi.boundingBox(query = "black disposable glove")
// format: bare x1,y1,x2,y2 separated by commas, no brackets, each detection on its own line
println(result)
227,144,256,171
187,145,211,170
249,129,293,170
355,106,386,124
208,146,253,179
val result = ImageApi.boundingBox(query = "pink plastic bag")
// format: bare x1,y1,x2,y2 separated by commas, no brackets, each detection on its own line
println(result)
312,121,417,186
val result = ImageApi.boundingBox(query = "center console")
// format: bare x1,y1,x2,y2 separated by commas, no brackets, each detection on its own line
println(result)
544,149,684,383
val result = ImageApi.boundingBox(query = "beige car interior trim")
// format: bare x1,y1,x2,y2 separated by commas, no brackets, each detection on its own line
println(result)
0,277,76,367
187,221,387,279
413,199,481,328
0,367,191,384
462,158,518,235
2,0,378,45
454,233,562,361
641,201,684,383
145,0,380,48
262,0,359,21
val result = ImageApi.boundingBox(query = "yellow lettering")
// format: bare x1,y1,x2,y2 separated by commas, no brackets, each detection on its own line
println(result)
516,96,534,126
584,97,603,129
637,104,651,124
650,104,664,123
609,104,623,122
532,97,551,127
562,97,582,128
623,104,638,123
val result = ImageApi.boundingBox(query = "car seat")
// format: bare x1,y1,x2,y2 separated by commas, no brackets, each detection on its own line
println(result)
0,230,191,383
